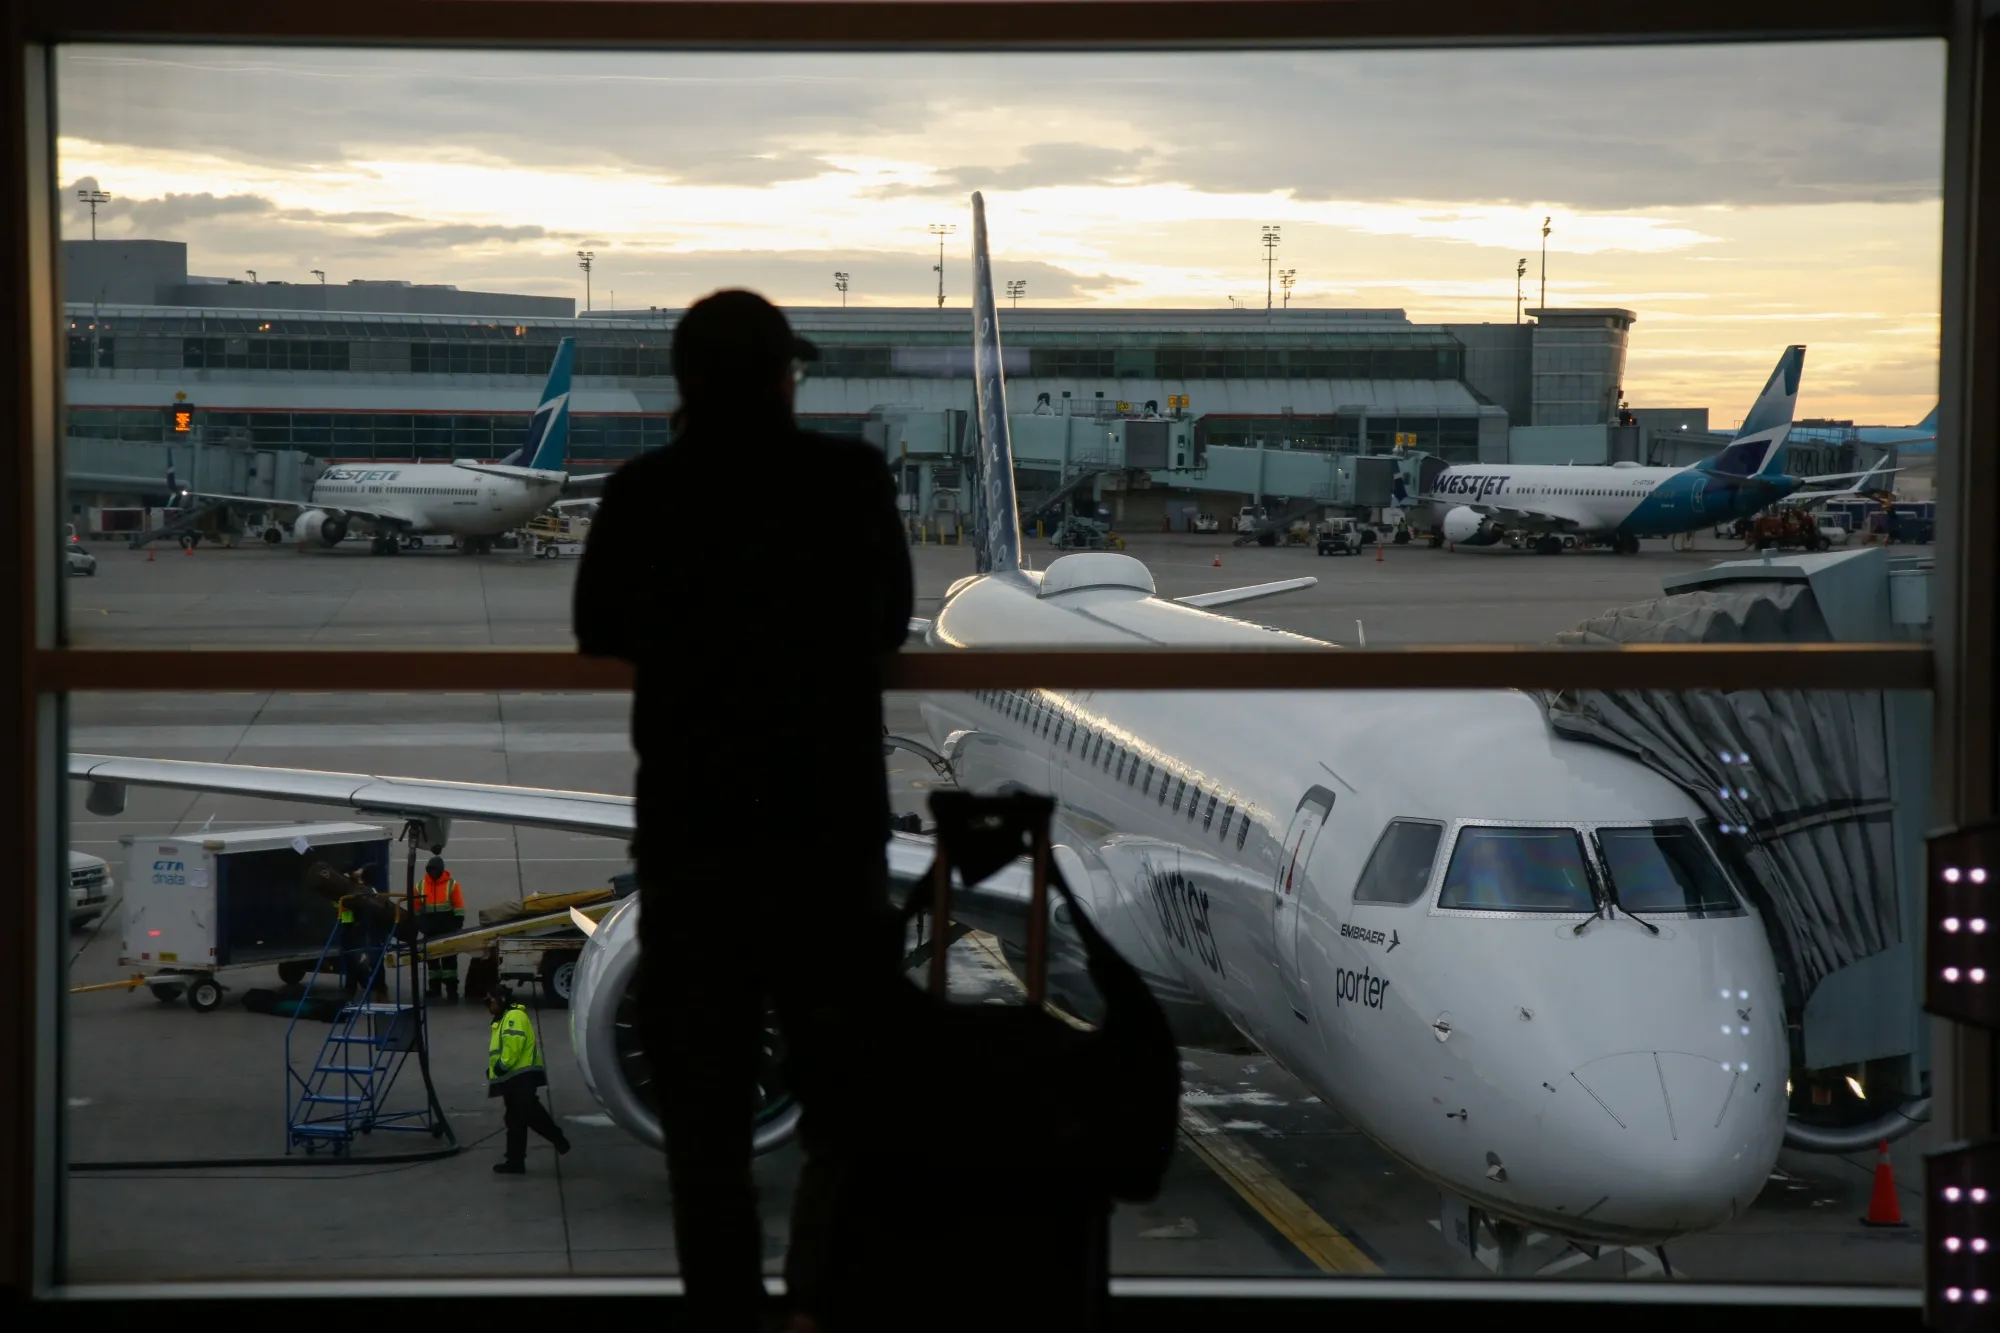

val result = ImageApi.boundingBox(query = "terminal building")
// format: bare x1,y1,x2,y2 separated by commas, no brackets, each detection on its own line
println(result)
59,238,1861,535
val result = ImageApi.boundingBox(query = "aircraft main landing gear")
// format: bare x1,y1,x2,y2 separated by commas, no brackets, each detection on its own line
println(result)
1534,534,1565,555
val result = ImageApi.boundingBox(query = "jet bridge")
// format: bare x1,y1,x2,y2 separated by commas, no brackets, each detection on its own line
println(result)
1537,545,1933,1151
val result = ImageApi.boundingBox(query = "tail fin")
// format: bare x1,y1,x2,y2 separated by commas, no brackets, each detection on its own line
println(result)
1916,402,1938,433
1705,345,1805,478
503,337,575,470
969,192,1022,575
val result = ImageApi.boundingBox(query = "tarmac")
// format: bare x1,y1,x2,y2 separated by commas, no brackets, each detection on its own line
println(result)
57,531,1929,1287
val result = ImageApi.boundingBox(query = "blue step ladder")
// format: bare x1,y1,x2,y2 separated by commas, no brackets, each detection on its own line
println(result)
285,900,448,1156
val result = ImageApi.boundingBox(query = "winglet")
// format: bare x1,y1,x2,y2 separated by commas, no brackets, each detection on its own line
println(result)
569,905,598,938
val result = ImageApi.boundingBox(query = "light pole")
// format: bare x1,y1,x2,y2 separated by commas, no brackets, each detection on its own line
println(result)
1539,217,1550,314
833,271,849,307
928,224,956,308
576,250,595,311
1006,279,1026,308
311,269,326,285
1515,258,1526,323
77,187,110,240
1261,226,1281,309
1278,268,1296,309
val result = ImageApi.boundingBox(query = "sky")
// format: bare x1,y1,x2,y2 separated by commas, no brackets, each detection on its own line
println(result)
56,42,1945,427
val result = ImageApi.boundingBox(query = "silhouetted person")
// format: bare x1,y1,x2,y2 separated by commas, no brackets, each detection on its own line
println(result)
574,290,912,1333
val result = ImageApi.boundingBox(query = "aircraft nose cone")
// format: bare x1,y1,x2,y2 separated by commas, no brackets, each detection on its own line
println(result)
1573,1051,1733,1141
1543,1050,1778,1239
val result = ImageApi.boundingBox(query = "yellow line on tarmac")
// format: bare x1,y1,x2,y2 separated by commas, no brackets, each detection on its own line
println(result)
960,932,1376,1274
1175,1104,1379,1274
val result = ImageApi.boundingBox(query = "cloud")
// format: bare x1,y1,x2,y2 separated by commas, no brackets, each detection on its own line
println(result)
57,43,1942,212
936,142,1154,193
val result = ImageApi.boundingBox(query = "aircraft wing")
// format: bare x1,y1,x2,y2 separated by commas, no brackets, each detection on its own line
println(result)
1434,498,1574,530
562,472,615,495
174,491,410,531
68,751,1037,950
1174,577,1318,609
68,753,635,840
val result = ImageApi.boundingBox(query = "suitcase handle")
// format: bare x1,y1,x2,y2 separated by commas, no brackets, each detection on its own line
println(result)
911,792,1057,1005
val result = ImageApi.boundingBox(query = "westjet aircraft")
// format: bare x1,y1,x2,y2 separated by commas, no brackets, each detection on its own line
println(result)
1418,346,1887,554
176,337,604,555
70,195,1796,1273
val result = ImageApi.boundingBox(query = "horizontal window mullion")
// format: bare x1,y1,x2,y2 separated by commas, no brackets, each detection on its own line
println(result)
24,1,1946,45
35,645,1933,694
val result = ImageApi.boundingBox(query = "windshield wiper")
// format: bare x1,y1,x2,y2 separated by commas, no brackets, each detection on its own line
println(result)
1606,897,1661,936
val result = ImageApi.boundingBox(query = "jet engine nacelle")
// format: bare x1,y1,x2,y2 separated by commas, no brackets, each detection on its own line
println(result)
570,897,803,1156
1441,505,1500,546
294,510,349,546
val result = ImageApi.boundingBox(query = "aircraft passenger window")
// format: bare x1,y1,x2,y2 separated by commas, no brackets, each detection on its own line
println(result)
1594,823,1744,917
1352,819,1445,906
1203,794,1217,829
1437,826,1595,913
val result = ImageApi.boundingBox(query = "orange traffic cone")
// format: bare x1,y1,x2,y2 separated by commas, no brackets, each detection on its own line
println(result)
183,541,192,556
145,546,154,562
1860,1139,1906,1227
1212,555,1221,568
1376,543,1384,563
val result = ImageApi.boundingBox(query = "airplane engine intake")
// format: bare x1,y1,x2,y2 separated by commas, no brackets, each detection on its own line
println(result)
1441,505,1499,546
569,897,803,1156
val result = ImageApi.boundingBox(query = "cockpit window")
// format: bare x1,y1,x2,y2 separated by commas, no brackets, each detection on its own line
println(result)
1353,819,1443,906
1437,826,1595,913
1594,823,1743,917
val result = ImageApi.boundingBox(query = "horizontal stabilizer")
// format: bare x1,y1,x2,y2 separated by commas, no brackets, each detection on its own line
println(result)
1797,467,1903,485
1174,577,1317,610
908,616,933,636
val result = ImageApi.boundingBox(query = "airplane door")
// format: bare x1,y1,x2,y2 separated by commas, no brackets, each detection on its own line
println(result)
1273,787,1336,1020
487,483,504,515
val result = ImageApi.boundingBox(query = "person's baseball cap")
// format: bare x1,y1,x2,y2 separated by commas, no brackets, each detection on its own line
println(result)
672,290,817,389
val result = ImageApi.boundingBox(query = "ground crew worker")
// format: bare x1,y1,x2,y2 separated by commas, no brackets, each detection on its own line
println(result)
418,855,467,1001
486,987,570,1174
338,895,385,1002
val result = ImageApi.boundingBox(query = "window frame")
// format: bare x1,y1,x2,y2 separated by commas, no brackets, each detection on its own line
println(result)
6,0,1992,1319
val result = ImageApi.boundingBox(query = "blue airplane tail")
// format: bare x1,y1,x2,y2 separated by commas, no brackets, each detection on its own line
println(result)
968,193,1022,575
1916,402,1938,433
1704,345,1806,479
501,337,574,470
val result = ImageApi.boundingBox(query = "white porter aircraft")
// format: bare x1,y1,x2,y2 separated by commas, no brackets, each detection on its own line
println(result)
70,197,1790,1269
172,337,602,555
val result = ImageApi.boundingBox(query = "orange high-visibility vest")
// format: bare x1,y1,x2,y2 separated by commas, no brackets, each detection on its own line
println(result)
420,872,464,914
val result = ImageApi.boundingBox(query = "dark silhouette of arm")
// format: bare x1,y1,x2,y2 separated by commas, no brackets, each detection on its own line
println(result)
574,466,643,661
873,451,914,653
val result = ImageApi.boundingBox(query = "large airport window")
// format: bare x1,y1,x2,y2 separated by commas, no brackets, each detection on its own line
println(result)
1352,820,1445,906
36,24,1968,1313
1437,826,1596,914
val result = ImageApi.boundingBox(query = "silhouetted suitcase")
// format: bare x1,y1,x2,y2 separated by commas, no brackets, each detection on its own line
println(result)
808,793,1176,1333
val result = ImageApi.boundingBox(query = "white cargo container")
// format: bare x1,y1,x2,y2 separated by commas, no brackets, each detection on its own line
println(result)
119,822,391,1012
